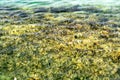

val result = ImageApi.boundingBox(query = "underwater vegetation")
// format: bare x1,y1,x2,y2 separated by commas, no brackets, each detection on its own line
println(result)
0,5,120,80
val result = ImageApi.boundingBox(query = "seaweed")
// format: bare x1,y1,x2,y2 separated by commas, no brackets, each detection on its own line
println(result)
0,5,120,80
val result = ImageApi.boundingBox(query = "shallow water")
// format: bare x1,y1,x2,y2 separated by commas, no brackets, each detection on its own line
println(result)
0,0,120,27
0,0,120,9
0,1,120,80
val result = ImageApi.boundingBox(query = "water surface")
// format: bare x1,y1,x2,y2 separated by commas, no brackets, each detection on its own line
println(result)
0,0,120,9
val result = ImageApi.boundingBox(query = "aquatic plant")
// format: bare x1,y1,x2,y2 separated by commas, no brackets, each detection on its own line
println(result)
0,8,120,80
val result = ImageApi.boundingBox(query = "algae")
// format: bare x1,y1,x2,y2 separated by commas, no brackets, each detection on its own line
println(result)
0,6,120,80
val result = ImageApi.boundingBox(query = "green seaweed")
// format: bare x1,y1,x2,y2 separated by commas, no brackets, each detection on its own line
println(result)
0,9,120,80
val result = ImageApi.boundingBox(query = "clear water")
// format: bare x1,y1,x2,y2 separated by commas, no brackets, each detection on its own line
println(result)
0,0,120,26
0,0,120,9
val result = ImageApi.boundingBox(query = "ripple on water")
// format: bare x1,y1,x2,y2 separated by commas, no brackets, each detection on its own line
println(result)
0,0,120,9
